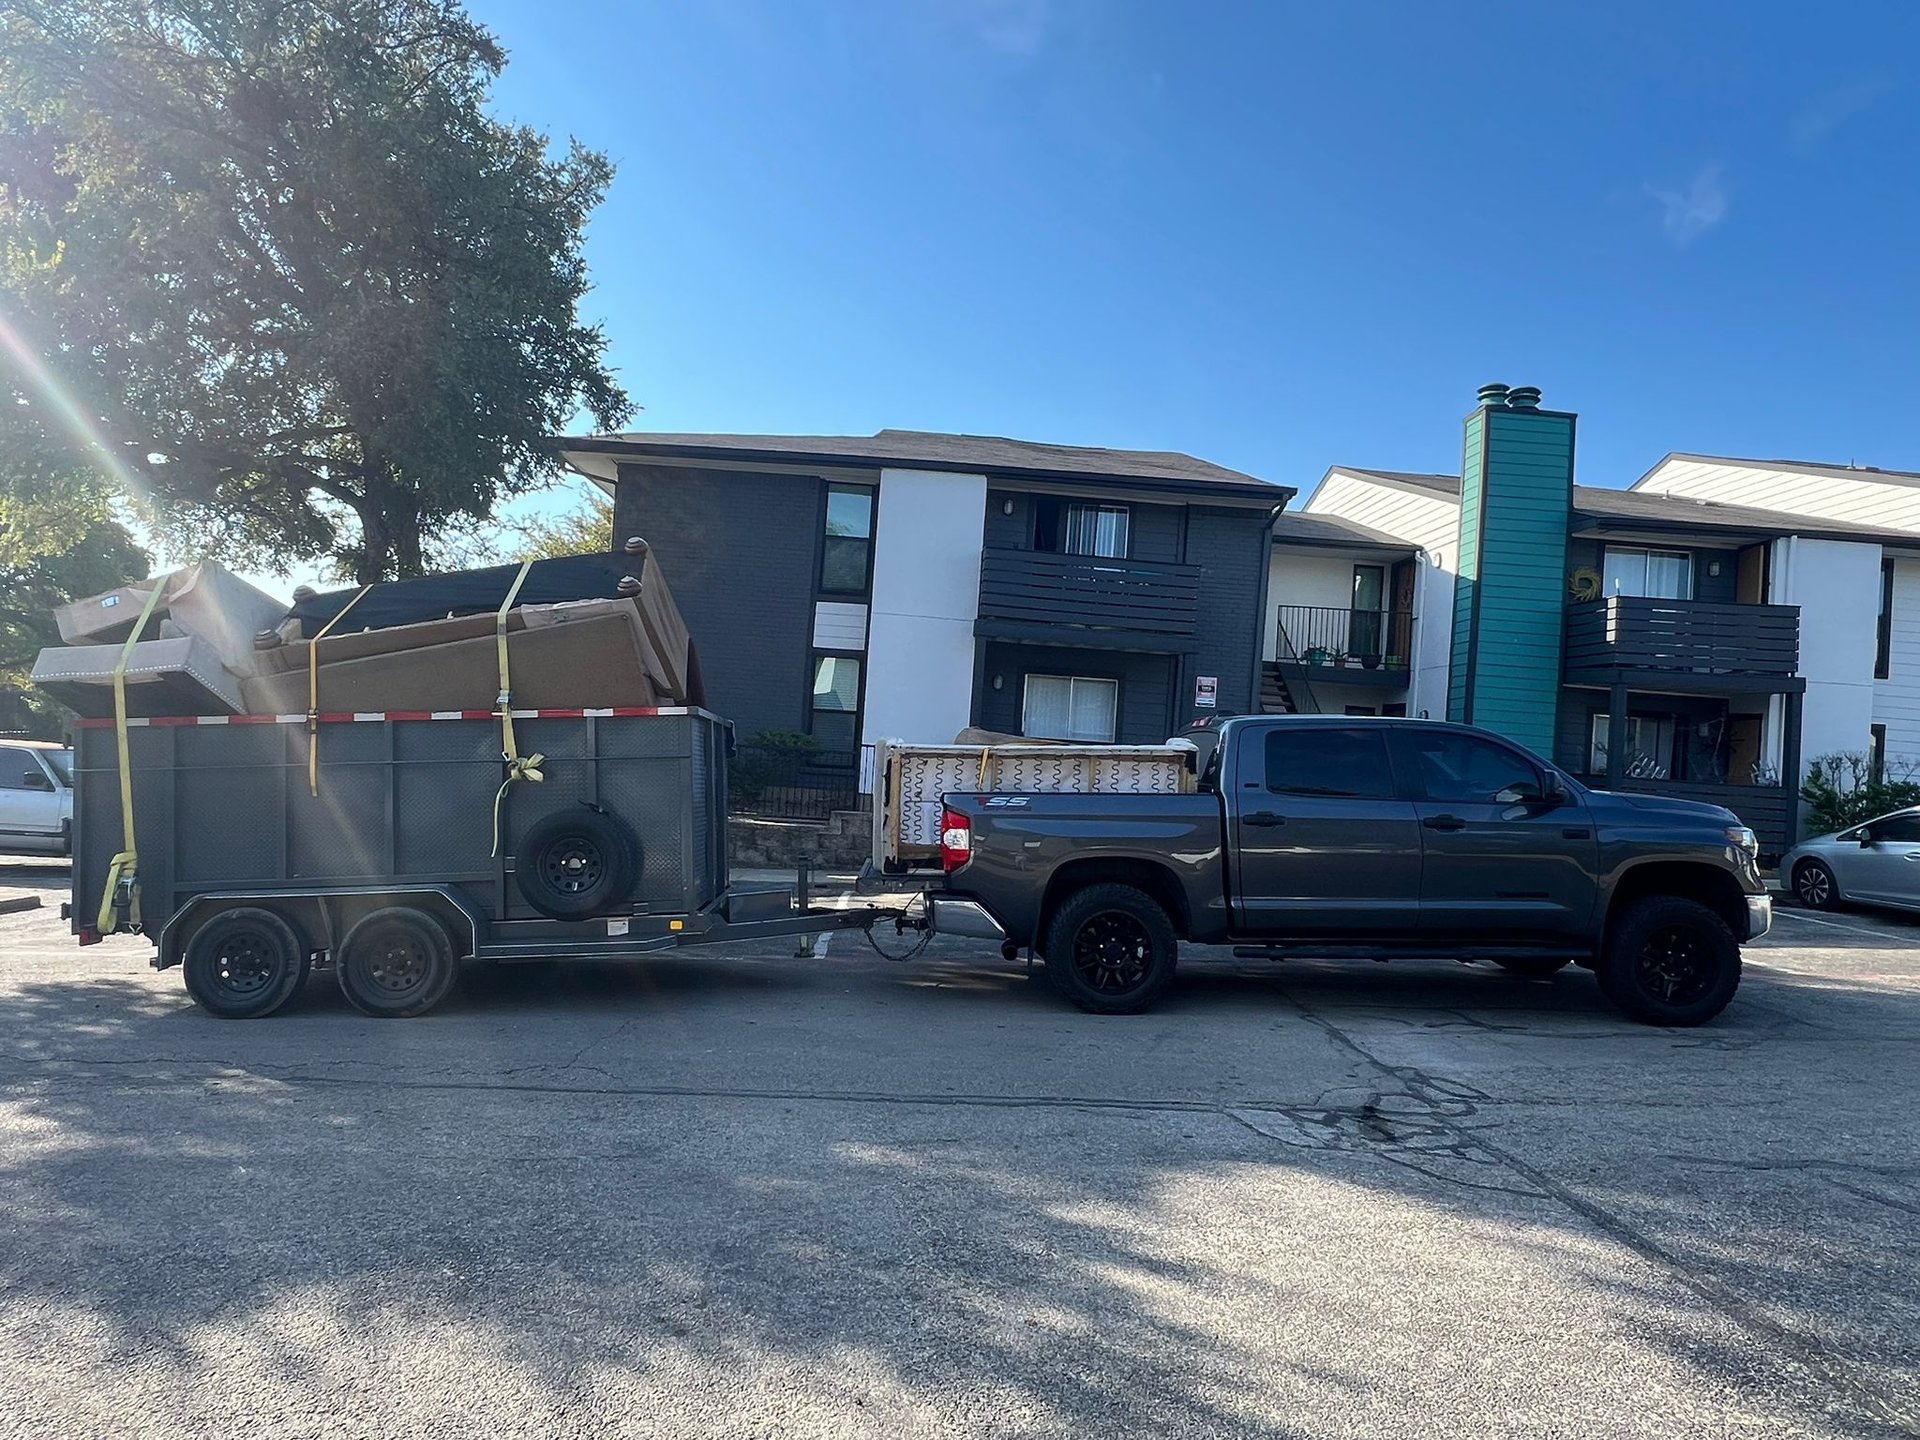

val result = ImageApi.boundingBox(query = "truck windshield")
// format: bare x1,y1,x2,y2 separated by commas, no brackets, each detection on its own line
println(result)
44,750,73,784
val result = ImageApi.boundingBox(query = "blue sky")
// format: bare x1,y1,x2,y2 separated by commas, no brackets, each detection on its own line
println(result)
485,0,1917,508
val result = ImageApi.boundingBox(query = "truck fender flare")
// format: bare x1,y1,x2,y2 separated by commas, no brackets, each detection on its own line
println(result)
156,885,485,971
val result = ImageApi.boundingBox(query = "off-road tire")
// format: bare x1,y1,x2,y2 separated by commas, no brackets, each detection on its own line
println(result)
1597,895,1741,1026
1041,883,1179,1015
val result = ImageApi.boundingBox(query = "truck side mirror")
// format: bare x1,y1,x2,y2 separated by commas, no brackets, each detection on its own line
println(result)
21,768,51,792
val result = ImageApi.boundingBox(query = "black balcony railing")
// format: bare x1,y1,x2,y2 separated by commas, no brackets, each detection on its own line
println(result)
977,550,1202,641
1563,597,1799,681
1274,605,1413,670
728,743,860,822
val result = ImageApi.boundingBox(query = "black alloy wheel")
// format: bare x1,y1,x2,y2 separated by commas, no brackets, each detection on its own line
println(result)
1633,922,1715,1008
514,805,640,921
1596,895,1741,1026
1040,882,1179,1015
337,907,459,1018
1072,910,1153,995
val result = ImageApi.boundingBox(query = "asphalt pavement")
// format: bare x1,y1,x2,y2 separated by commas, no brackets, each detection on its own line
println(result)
1,856,1916,1439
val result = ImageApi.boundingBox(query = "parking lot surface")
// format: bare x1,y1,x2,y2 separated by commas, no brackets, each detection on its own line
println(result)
1,857,1916,1438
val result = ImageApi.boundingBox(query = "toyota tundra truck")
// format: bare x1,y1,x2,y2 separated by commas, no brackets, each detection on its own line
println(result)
929,715,1771,1026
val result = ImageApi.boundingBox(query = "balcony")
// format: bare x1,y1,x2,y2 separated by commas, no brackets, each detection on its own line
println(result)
1272,605,1414,686
1563,597,1801,692
975,550,1202,652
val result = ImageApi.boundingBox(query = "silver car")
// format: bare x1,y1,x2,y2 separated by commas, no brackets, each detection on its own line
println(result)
1783,806,1920,914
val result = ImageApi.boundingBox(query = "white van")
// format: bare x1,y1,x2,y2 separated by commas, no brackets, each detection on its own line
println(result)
0,740,74,856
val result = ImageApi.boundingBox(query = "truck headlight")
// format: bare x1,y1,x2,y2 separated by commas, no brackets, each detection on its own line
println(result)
1724,825,1758,859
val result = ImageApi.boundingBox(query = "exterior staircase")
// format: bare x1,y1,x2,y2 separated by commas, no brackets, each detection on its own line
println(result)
1260,662,1304,714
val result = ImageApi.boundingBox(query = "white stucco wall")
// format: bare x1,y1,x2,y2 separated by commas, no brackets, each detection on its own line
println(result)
1264,550,1366,657
1770,536,1881,778
861,468,987,757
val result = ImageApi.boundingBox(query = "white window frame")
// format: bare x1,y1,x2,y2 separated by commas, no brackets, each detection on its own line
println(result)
1602,546,1693,600
1021,674,1119,743
1062,504,1130,559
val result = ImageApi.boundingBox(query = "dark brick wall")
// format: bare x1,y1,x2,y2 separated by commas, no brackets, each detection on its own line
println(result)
976,642,1176,743
613,463,820,741
984,488,1183,562
1183,505,1270,722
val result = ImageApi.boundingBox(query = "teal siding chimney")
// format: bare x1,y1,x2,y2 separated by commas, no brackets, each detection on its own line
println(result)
1445,386,1573,756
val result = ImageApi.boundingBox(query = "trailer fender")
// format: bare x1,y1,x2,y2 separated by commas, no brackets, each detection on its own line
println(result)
155,886,485,972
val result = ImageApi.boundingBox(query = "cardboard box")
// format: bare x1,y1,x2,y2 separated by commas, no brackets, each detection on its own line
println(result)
55,562,287,671
31,636,247,718
239,613,659,715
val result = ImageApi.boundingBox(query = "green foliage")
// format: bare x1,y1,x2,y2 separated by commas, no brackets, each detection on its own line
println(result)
728,730,820,805
1799,752,1920,835
500,490,614,563
0,0,631,583
0,484,149,738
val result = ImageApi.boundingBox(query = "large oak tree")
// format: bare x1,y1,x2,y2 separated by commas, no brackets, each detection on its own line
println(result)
0,0,631,581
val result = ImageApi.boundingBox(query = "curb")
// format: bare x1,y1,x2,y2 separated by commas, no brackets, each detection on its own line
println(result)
0,894,43,915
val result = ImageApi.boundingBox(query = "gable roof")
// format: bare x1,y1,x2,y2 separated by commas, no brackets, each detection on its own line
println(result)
1331,466,1462,496
1639,452,1920,490
1271,510,1417,553
560,428,1288,505
1571,485,1920,547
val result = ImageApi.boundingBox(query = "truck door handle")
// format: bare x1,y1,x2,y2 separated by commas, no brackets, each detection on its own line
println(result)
1243,811,1286,828
1422,814,1466,832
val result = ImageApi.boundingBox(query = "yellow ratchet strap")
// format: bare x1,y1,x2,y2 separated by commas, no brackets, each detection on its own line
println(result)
491,561,544,855
975,746,992,789
96,575,172,936
306,584,372,796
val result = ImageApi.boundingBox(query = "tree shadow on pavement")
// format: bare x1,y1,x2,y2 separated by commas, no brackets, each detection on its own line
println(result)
0,949,1915,1438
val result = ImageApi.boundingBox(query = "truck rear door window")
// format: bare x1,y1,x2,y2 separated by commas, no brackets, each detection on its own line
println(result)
1264,727,1394,799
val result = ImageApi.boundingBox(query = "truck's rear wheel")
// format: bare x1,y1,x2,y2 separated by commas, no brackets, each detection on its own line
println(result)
1042,883,1178,1015
337,907,458,1018
183,907,307,1019
1597,895,1740,1026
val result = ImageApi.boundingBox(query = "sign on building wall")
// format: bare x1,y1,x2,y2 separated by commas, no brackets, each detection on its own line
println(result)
1195,675,1218,709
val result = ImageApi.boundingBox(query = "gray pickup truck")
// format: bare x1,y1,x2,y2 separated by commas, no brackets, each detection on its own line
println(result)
930,715,1771,1026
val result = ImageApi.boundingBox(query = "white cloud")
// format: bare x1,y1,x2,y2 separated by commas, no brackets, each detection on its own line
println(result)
1646,165,1729,248
1793,76,1894,154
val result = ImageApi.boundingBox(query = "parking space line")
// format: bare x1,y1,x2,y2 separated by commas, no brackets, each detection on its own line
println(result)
1770,908,1913,941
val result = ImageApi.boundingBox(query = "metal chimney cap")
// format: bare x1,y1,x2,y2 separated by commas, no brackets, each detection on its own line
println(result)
1477,383,1511,407
1507,385,1543,411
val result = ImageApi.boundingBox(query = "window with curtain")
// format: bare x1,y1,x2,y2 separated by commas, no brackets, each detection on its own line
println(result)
1062,504,1130,558
1602,547,1692,600
1022,675,1118,742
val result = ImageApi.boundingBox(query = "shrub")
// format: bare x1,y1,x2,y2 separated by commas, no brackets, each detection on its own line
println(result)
1799,752,1920,834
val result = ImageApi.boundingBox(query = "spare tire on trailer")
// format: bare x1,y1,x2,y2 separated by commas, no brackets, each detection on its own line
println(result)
514,804,641,920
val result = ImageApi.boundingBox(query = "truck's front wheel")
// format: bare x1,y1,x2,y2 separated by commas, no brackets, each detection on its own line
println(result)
1597,895,1741,1026
1042,884,1178,1015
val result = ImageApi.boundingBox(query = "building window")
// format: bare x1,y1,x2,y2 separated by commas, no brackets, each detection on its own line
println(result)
1032,498,1129,558
1602,547,1692,600
810,654,861,753
1022,675,1118,742
1877,558,1894,680
1589,713,1676,779
1871,723,1887,784
819,483,875,595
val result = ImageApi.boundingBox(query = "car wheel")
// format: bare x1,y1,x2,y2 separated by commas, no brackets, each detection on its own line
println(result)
514,805,640,921
1596,896,1741,1027
1493,956,1572,978
337,907,459,1018
1792,858,1839,911
182,907,307,1019
1041,883,1178,1015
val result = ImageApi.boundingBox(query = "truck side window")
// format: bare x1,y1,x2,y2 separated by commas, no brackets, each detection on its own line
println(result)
1392,731,1538,804
1264,727,1394,799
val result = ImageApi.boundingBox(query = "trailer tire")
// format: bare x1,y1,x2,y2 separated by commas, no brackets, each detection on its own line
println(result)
1041,883,1178,1015
515,805,640,921
337,907,458,1018
182,906,307,1019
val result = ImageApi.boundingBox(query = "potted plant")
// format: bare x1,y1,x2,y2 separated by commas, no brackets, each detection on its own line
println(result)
1385,655,1408,672
1305,646,1331,666
1334,651,1355,668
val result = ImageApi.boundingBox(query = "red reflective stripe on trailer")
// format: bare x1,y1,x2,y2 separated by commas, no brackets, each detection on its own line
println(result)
229,713,282,724
77,706,679,727
146,715,201,727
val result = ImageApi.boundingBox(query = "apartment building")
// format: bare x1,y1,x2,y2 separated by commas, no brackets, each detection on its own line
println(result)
1303,387,1920,856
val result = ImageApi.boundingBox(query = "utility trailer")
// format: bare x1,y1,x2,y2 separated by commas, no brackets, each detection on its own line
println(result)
68,706,906,1018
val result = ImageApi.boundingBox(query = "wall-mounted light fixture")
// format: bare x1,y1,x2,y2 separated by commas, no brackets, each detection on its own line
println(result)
1707,559,1722,577
1002,498,1015,516
991,674,1004,690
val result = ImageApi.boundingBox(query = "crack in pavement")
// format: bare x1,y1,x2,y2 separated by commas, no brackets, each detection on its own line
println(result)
1264,975,1919,1437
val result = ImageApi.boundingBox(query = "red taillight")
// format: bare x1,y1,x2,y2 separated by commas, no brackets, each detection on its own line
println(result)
940,805,972,872
77,926,101,947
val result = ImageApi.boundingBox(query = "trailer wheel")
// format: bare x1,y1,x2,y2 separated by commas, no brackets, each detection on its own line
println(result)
515,805,640,920
1041,883,1178,1015
182,907,307,1019
337,907,458,1018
